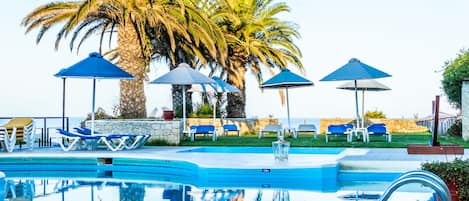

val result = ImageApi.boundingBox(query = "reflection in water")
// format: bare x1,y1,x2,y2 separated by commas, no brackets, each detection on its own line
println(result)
6,180,35,201
119,183,145,201
272,190,289,201
0,178,434,201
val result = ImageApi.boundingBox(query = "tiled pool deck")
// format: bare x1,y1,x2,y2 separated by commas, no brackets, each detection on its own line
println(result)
0,147,466,172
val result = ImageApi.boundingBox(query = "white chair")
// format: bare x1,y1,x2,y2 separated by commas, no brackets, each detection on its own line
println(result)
0,127,17,152
294,124,317,139
258,124,283,139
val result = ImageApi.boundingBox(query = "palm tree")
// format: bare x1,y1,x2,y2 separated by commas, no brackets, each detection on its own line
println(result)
22,0,224,118
201,0,303,117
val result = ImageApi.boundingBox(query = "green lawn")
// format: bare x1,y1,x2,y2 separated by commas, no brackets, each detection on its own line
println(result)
177,133,469,148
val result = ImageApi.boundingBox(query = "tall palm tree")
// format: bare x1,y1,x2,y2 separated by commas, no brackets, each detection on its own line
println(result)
201,0,303,117
22,0,224,118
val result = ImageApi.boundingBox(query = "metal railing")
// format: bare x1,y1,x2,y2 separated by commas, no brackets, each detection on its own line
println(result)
0,117,69,147
379,170,451,201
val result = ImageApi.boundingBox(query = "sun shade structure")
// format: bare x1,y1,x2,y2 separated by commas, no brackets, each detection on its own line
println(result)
261,68,314,133
55,52,134,134
190,76,240,125
150,63,215,133
321,58,391,128
337,79,391,128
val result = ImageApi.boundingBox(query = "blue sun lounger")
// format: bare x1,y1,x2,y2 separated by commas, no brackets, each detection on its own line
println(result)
74,127,150,149
189,125,217,141
325,124,353,142
366,123,391,142
54,129,130,151
222,124,240,136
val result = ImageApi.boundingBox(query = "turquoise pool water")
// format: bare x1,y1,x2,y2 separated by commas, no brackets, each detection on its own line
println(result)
1,171,435,201
178,147,345,154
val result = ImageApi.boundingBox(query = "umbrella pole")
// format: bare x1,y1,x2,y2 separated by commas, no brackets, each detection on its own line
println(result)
213,97,216,126
354,80,360,128
182,85,187,133
91,79,96,135
362,90,365,128
62,78,66,130
286,87,291,132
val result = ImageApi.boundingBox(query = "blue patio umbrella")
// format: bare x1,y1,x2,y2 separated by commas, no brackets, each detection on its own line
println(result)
320,58,391,128
55,52,134,134
190,76,240,124
150,63,215,133
261,68,314,133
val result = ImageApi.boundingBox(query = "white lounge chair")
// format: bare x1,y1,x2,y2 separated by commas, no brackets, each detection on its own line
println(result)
258,124,283,139
294,124,317,139
0,127,17,152
53,129,130,152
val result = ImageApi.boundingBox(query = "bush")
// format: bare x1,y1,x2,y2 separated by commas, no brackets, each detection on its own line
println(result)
421,159,469,200
447,119,462,137
80,107,114,127
364,109,386,119
193,103,213,118
442,49,469,109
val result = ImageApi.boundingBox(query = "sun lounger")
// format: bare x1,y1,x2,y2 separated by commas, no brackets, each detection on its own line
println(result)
74,127,150,149
325,124,353,142
258,124,283,139
189,125,217,141
0,127,17,152
222,124,240,136
54,129,130,151
2,118,35,150
294,124,317,139
366,123,391,142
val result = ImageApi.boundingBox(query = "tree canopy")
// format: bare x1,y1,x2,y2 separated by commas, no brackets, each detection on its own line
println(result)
442,49,469,109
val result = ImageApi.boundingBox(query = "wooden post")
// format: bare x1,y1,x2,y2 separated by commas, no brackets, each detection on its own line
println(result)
432,95,440,146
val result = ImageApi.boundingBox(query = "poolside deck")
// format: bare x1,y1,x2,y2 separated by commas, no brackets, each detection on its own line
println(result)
0,147,466,172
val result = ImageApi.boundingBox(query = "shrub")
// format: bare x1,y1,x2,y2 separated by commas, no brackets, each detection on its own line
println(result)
80,107,114,127
442,49,469,109
447,119,462,137
421,158,469,201
364,109,386,119
195,103,213,118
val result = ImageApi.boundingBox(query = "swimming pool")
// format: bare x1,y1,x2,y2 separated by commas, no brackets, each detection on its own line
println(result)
0,170,434,201
178,147,345,154
0,147,442,200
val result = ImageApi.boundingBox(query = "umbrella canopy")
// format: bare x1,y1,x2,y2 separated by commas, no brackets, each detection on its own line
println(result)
150,63,216,133
150,63,215,85
189,76,240,125
337,79,391,128
320,58,391,81
320,58,391,129
337,79,391,91
261,68,314,133
55,52,134,79
261,69,313,88
55,52,134,134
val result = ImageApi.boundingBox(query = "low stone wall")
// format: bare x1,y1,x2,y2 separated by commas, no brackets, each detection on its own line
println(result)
86,119,182,145
319,118,429,134
187,118,279,135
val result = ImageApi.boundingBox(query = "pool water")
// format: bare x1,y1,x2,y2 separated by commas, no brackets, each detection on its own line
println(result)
1,171,435,201
178,147,345,154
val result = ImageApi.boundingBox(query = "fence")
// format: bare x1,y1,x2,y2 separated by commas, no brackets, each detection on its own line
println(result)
416,116,458,135
0,117,69,147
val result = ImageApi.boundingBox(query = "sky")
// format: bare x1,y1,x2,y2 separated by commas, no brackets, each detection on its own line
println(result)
0,0,467,119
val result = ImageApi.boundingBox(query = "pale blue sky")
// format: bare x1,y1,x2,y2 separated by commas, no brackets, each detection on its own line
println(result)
0,0,466,119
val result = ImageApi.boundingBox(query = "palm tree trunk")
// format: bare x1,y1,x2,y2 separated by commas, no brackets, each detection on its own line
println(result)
117,22,147,118
227,66,246,118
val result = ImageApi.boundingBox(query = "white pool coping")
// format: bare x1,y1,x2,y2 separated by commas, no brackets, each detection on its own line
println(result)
0,147,466,172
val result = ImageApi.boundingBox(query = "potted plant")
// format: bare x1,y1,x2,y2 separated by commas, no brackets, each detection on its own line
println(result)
162,107,174,121
421,158,469,201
